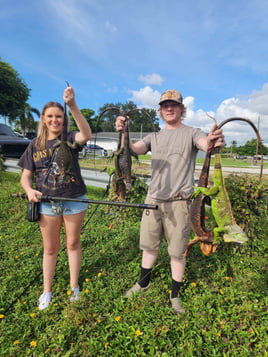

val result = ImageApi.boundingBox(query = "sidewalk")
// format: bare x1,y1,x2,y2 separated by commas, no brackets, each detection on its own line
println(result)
195,165,268,175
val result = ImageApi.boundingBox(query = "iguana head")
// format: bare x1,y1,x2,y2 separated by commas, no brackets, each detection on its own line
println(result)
223,224,248,244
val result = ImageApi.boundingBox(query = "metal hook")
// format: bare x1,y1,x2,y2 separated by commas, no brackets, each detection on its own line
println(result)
51,200,64,215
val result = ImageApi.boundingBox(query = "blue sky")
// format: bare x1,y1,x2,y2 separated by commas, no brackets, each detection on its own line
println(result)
1,0,268,145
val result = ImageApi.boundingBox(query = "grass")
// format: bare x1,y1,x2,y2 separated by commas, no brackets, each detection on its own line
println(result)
79,155,268,172
0,171,268,356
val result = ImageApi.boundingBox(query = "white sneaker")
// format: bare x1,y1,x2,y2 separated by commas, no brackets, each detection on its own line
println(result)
38,292,52,310
69,287,80,302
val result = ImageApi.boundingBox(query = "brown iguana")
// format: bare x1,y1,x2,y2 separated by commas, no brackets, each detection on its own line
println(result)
99,107,153,201
49,82,78,186
113,116,134,200
113,108,154,201
186,137,216,256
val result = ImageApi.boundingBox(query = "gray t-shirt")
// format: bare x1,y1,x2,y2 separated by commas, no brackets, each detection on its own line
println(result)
142,124,206,201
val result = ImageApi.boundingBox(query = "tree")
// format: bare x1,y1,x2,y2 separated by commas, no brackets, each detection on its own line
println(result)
68,108,97,131
236,138,268,156
230,140,237,154
98,101,160,133
13,103,40,135
0,59,30,123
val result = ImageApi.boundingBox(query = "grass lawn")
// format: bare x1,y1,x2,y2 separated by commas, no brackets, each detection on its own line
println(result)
0,168,267,356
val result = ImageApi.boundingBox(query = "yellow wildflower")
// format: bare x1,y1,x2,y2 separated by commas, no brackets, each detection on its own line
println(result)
135,329,142,337
191,282,197,287
98,272,102,277
85,278,90,282
0,314,4,319
115,316,121,321
13,340,20,345
30,341,37,347
225,276,233,280
104,342,109,348
84,289,89,293
30,313,36,317
219,289,223,294
67,290,72,296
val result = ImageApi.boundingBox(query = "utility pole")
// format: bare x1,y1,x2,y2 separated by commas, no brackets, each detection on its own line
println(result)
255,115,260,164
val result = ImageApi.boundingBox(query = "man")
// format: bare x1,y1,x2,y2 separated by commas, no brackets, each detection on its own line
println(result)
115,90,224,314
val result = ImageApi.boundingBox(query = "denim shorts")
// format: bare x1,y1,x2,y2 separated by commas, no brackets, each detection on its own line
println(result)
39,195,88,216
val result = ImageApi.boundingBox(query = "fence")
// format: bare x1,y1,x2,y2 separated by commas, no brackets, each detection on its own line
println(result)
3,158,150,189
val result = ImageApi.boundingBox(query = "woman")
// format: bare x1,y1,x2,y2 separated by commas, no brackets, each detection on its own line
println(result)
18,85,92,310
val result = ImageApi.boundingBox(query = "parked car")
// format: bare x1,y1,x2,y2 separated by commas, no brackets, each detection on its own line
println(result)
0,123,30,158
82,144,108,157
235,154,247,159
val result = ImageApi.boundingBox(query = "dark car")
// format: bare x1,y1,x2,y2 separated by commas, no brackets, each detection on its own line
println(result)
0,123,30,158
83,144,108,157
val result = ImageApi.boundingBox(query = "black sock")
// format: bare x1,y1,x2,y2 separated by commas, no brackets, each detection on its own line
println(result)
138,267,152,288
171,279,183,298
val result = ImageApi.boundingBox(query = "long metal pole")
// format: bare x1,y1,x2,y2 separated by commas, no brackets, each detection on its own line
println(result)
11,193,158,210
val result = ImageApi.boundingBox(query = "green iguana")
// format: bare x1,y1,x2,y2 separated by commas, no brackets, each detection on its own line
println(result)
186,117,263,256
191,147,248,246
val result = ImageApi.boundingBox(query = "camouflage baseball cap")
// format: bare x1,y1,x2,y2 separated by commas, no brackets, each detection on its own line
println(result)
159,89,183,105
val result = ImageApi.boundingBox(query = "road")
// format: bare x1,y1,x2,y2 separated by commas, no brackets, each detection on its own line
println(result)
195,165,267,175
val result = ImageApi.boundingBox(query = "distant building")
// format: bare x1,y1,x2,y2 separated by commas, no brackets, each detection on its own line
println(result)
88,132,205,158
87,132,151,155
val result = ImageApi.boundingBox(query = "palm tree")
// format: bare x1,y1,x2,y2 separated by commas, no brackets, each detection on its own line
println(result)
11,103,40,136
230,140,237,155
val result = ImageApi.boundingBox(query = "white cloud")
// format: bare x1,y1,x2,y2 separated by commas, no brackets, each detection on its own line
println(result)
127,85,268,145
183,85,268,145
129,86,161,109
138,73,164,86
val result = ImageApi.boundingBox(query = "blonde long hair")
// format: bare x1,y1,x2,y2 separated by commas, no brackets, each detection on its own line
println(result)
35,102,68,149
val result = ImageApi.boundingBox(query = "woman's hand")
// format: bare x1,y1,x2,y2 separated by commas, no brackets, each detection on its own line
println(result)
26,189,43,203
63,86,75,106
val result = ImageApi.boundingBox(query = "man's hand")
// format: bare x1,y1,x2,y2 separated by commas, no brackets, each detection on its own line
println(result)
207,127,225,148
115,116,126,132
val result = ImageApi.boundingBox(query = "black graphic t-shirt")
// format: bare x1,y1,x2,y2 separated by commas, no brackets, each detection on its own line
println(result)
18,132,87,197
